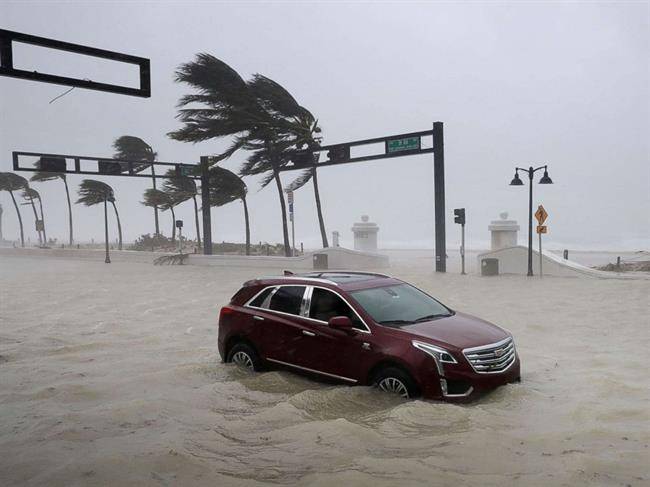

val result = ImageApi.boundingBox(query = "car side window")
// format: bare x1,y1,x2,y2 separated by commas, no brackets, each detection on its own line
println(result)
249,287,274,308
268,286,306,316
309,288,364,330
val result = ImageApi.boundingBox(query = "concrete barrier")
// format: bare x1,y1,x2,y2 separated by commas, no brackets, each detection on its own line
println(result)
476,246,648,279
0,246,390,270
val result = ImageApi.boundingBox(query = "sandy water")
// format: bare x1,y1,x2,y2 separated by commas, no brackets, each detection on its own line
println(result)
0,253,648,486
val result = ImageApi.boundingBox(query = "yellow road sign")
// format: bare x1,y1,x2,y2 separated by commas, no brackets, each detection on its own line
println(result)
535,205,548,224
537,225,547,234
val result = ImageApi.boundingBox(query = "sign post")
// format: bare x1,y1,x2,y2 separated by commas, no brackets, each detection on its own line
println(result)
454,208,466,275
287,190,295,256
176,219,183,256
535,205,548,278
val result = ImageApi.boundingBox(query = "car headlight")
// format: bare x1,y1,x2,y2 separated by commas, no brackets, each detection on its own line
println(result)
412,340,457,364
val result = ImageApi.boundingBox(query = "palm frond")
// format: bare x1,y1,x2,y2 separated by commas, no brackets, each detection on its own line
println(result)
76,179,115,206
0,172,29,192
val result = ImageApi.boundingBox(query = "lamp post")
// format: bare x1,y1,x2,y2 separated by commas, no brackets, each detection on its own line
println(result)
509,165,553,276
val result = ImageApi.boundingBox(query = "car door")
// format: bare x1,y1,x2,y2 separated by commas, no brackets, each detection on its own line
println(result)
248,285,309,365
294,286,381,383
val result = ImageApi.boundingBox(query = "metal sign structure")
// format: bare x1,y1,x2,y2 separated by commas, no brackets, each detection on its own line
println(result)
535,205,549,277
281,123,447,272
0,29,151,98
534,205,548,225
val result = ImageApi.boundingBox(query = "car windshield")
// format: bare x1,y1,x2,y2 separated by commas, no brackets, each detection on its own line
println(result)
350,284,452,327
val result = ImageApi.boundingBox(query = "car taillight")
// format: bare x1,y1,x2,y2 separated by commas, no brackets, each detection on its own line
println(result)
219,306,235,320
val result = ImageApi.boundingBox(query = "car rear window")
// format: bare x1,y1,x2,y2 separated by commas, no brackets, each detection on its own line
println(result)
268,286,305,315
249,287,274,307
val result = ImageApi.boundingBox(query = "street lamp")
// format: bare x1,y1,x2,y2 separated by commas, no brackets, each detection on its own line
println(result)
509,165,553,276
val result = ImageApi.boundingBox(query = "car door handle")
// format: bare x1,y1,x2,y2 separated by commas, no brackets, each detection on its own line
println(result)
302,330,316,337
253,315,264,321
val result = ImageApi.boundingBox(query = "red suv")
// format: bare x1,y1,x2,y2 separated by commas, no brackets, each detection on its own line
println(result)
218,272,520,401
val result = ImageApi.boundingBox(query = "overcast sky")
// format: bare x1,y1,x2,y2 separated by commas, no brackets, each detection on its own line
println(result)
1,1,648,251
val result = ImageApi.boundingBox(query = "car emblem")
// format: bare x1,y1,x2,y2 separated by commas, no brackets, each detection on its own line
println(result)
494,348,504,357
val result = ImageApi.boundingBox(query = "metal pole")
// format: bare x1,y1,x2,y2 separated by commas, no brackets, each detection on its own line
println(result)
433,121,446,273
527,167,534,276
178,226,183,254
104,198,110,264
539,230,543,278
291,215,295,257
200,157,212,255
461,223,466,275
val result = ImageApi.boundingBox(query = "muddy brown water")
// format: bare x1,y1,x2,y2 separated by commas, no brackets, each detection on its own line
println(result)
0,254,648,486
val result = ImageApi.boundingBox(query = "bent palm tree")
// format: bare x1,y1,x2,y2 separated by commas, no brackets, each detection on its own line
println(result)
168,54,321,256
77,180,122,250
0,172,28,246
113,136,160,235
208,166,250,255
161,169,200,245
31,158,73,245
21,187,45,245
142,188,181,243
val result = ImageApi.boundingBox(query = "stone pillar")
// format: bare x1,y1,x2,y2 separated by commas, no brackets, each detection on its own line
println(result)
332,231,340,247
488,212,519,250
351,215,379,252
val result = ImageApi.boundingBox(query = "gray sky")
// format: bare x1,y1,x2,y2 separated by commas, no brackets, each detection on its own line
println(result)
1,1,648,251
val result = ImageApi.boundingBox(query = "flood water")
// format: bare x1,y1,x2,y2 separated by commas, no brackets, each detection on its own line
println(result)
0,252,648,486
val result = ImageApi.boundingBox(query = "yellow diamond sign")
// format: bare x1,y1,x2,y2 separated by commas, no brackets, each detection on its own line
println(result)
535,205,548,224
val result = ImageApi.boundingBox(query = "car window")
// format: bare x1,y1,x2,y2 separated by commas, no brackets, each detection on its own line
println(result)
249,287,274,308
309,288,364,330
350,284,451,327
268,286,306,315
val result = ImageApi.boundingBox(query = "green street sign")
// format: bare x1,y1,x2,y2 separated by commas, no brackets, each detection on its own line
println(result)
176,164,195,177
386,136,421,154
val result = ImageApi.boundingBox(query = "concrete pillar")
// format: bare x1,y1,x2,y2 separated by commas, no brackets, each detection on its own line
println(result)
332,231,340,247
488,212,519,250
351,215,379,252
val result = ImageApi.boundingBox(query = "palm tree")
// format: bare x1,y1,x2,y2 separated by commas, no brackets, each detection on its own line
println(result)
161,169,201,246
142,188,182,243
0,172,28,246
21,187,45,245
208,166,250,255
30,158,74,245
113,136,160,236
76,180,122,250
168,54,321,256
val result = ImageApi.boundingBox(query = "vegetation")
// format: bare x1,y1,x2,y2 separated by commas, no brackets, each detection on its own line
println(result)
161,169,201,245
30,158,74,245
142,188,183,243
113,136,160,235
208,166,250,255
0,172,28,246
21,187,46,245
168,53,324,256
76,179,123,251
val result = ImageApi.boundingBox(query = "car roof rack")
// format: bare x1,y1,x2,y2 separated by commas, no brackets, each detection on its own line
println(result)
301,270,392,279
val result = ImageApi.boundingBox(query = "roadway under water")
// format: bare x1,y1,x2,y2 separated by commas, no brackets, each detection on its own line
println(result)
0,252,648,486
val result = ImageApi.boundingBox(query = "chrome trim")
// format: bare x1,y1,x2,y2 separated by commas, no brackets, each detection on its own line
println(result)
300,286,314,317
463,337,517,374
253,315,264,321
266,357,358,383
439,378,474,398
302,330,316,337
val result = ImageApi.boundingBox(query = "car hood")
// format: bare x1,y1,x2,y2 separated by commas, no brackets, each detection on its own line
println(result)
399,311,510,350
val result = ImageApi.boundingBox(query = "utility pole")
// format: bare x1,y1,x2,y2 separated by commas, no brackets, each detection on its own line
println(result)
433,122,446,273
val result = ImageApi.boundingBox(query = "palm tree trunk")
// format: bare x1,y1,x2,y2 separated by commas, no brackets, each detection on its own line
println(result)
110,201,122,250
62,177,73,245
192,195,201,246
37,196,47,244
151,165,160,235
242,197,250,256
311,168,328,248
273,168,291,257
104,198,110,263
8,191,24,247
28,198,42,245
170,207,176,243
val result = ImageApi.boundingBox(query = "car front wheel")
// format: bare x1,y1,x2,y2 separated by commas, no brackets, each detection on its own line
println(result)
373,367,419,399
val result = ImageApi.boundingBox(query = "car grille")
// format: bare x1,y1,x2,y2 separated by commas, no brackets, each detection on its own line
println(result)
463,337,516,374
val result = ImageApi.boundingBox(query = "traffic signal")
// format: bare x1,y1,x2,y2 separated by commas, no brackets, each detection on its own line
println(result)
98,160,123,175
454,208,465,225
175,164,195,177
326,145,350,163
38,156,66,172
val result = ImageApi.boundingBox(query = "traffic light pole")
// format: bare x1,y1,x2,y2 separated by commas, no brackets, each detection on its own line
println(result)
200,156,212,255
461,223,466,275
433,122,446,273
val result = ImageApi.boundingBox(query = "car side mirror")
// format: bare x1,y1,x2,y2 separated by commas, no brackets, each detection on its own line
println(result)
328,316,354,333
